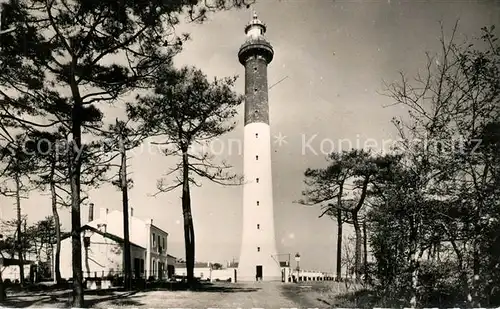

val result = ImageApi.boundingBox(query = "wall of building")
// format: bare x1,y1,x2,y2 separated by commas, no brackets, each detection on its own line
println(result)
211,268,236,282
58,230,145,280
171,266,333,283
89,208,150,249
173,267,237,282
85,208,170,279
0,251,38,282
147,225,168,279
1,265,31,282
174,267,211,280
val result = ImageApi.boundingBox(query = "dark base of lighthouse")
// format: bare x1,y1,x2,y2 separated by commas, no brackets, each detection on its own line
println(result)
236,274,282,282
236,263,282,282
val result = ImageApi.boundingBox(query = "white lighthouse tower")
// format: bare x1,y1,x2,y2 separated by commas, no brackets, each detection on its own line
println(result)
237,12,281,282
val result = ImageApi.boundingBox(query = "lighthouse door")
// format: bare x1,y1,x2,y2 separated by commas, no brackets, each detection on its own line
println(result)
256,265,263,281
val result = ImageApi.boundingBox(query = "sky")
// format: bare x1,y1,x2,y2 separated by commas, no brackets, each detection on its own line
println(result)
1,0,499,273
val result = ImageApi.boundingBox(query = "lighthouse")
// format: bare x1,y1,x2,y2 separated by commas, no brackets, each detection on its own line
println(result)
237,12,281,282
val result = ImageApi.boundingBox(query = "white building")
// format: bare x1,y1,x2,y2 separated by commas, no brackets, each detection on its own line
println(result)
58,206,175,281
0,256,35,282
174,261,237,282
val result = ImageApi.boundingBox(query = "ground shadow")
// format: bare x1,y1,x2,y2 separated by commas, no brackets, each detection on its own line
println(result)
1,289,143,308
146,282,261,293
5,282,70,296
85,291,144,307
1,282,260,308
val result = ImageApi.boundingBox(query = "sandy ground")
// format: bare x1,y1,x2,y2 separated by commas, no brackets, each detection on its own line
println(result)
1,281,347,308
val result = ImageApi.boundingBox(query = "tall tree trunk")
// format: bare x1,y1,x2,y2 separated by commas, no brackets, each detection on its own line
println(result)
0,233,6,300
0,272,5,301
408,212,422,308
14,170,25,287
118,130,132,290
363,220,368,282
182,150,195,287
69,83,84,307
188,216,195,284
472,233,481,307
336,209,342,281
352,212,362,281
50,160,62,284
449,235,470,305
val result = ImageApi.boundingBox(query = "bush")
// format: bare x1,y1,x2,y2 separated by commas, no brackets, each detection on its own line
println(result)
418,260,463,307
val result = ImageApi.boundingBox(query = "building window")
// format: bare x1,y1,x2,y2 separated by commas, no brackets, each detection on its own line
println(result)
152,233,156,247
256,201,259,206
254,88,258,92
157,235,160,251
255,133,258,138
257,224,260,229
162,237,165,249
257,247,260,252
256,178,259,183
256,155,258,160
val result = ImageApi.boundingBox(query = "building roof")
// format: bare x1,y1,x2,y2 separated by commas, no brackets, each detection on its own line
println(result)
89,208,169,237
61,225,145,249
150,223,168,236
0,257,34,266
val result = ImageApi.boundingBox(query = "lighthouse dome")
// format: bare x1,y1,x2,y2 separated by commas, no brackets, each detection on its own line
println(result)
244,11,267,37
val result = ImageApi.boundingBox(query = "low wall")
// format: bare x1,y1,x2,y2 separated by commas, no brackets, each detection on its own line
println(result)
175,267,236,282
290,269,335,281
175,267,211,280
174,267,334,283
211,268,235,282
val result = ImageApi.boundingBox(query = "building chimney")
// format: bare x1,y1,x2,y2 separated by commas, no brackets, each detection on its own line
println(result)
97,223,107,233
150,218,153,225
88,203,94,222
130,207,134,217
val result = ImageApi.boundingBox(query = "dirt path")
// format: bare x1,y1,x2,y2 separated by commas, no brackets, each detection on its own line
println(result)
91,282,320,308
211,281,309,308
